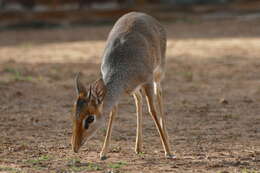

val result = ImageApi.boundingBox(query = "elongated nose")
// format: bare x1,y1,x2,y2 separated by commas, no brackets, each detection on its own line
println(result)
71,136,80,153
73,146,79,153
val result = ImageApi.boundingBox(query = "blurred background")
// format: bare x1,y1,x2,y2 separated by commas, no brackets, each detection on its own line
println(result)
0,0,260,29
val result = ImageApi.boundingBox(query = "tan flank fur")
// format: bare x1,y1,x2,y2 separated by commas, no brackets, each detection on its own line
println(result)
71,12,174,159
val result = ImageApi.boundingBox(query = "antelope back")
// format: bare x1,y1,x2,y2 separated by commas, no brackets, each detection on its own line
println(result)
101,12,166,93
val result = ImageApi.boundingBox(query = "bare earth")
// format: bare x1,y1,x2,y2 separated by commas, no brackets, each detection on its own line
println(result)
0,15,260,173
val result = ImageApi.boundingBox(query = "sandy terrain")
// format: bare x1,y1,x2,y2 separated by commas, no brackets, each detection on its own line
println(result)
0,15,260,172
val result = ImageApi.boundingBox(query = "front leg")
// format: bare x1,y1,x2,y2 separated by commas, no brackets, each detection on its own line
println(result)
100,105,118,160
133,90,143,154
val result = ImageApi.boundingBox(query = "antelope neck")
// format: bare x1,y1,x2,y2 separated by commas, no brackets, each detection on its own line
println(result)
102,75,125,116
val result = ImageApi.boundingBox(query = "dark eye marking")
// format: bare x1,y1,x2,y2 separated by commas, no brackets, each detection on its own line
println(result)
84,120,89,129
86,115,95,123
76,98,86,114
77,98,85,107
83,115,95,129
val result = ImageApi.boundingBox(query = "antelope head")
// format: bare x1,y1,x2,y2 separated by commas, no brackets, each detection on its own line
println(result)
71,73,106,153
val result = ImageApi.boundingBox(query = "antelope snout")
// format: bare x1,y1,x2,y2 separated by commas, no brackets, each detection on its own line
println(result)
72,146,79,153
71,136,81,153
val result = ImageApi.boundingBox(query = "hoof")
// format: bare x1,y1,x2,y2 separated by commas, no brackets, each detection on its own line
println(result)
165,154,176,159
100,155,108,160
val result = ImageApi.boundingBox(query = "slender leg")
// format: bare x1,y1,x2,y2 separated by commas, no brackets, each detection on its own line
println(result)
155,82,170,147
143,83,173,158
133,90,143,154
100,105,118,160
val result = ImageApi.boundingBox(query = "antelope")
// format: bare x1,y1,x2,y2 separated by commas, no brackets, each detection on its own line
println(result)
71,12,174,159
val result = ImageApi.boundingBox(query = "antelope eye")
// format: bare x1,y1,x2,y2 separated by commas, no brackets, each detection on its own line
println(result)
86,115,95,123
83,115,95,129
84,120,89,129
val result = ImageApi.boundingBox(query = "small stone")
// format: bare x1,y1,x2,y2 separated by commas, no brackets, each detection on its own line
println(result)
219,98,228,104
221,171,229,173
100,155,108,160
66,159,81,166
15,91,23,96
243,97,253,103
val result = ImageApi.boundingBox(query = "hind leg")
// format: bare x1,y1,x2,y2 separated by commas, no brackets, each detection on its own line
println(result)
155,82,170,147
143,83,172,157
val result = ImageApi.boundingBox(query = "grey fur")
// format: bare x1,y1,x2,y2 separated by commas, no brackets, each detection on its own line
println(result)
101,12,166,113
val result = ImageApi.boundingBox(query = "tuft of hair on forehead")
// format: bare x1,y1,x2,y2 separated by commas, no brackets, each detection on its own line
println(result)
90,78,107,104
75,97,87,118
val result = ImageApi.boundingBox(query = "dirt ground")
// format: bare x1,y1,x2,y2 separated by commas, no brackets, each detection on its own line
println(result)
0,14,260,173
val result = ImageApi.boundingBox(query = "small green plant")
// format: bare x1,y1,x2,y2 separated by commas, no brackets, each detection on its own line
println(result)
183,71,193,82
25,155,52,171
108,161,127,169
137,151,145,156
67,159,102,172
67,158,81,164
70,166,88,172
222,114,239,120
177,71,193,82
26,155,51,164
241,168,260,173
4,67,34,82
19,42,33,48
87,163,102,171
69,163,102,172
0,165,20,173
101,127,107,135
4,67,17,74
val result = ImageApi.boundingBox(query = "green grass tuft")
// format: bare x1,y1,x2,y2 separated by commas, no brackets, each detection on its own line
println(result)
108,161,127,169
4,67,34,82
0,165,21,173
25,155,52,164
67,159,102,172
241,168,260,173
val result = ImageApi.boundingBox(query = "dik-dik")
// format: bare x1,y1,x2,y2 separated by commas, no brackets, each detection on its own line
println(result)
71,12,174,159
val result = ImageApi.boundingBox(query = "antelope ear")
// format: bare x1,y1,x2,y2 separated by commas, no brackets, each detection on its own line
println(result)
75,72,87,96
92,78,106,104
